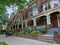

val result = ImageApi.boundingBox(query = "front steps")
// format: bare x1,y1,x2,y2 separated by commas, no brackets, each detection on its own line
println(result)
39,34,56,43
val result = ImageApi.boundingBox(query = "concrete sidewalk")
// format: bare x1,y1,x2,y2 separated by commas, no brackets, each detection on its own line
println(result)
0,35,60,45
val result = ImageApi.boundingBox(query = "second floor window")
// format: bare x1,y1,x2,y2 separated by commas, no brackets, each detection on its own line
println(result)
45,6,47,10
54,3,58,7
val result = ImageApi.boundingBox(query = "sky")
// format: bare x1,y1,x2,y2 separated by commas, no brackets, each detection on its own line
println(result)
6,6,18,18
7,7,14,18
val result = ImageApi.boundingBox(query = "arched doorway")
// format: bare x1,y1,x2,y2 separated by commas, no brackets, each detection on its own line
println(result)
50,11,60,27
13,25,15,30
36,16,47,26
36,16,47,30
19,24,22,29
27,20,33,26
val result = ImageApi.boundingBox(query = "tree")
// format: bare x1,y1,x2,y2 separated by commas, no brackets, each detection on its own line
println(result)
0,0,33,25
0,0,28,25
0,4,9,25
0,0,28,10
0,13,9,25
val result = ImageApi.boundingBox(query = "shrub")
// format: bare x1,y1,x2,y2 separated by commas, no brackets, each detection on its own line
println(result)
40,29,46,34
31,30,38,35
6,30,12,33
0,30,5,34
20,30,32,34
0,42,8,45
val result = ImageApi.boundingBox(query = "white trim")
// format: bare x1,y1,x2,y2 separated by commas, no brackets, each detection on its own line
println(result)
46,15,51,25
33,18,36,26
25,21,28,28
22,22,23,28
57,14,60,27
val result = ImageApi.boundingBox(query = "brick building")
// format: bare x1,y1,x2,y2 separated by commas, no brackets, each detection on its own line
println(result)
8,0,60,31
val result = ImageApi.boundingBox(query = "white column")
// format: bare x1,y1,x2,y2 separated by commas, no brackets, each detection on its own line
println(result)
46,15,51,25
22,22,23,28
33,18,36,26
17,23,19,29
25,21,27,28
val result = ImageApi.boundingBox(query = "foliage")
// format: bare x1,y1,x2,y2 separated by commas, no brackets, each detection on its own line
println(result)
20,29,38,35
31,30,38,35
33,26,37,31
0,0,30,25
0,25,3,30
0,30,5,34
0,5,9,25
20,29,32,34
40,29,46,34
0,5,6,15
0,42,8,45
0,0,28,10
27,0,34,6
0,29,13,34
6,30,13,34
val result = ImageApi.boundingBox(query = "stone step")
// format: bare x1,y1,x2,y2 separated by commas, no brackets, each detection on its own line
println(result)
40,37,53,40
39,38,56,43
41,36,53,38
39,35,55,43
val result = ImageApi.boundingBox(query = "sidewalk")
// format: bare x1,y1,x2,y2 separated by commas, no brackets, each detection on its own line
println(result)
0,35,60,45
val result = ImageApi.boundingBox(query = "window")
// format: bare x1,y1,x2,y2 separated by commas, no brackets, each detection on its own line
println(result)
45,6,47,10
48,2,51,9
19,24,21,28
48,5,50,9
54,3,58,7
36,21,40,26
13,25,15,29
53,0,59,7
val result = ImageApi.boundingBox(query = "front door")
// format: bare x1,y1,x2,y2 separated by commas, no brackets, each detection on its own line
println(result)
51,15,58,27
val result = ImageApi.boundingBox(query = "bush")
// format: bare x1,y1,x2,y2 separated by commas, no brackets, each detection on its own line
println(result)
6,30,12,32
40,29,46,34
0,42,8,45
19,29,39,35
31,30,38,35
0,30,5,34
20,30,32,34
6,30,13,34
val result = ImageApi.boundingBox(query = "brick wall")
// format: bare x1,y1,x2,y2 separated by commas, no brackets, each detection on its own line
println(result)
22,8,28,20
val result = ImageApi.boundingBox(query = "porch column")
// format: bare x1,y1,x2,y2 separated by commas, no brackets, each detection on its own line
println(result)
25,21,28,28
33,18,36,26
46,15,51,25
22,22,23,28
17,23,19,29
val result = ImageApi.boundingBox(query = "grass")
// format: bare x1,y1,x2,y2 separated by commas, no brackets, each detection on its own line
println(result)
0,42,8,45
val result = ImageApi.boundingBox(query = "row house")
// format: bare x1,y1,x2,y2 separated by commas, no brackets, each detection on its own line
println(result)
9,0,60,30
8,11,23,30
